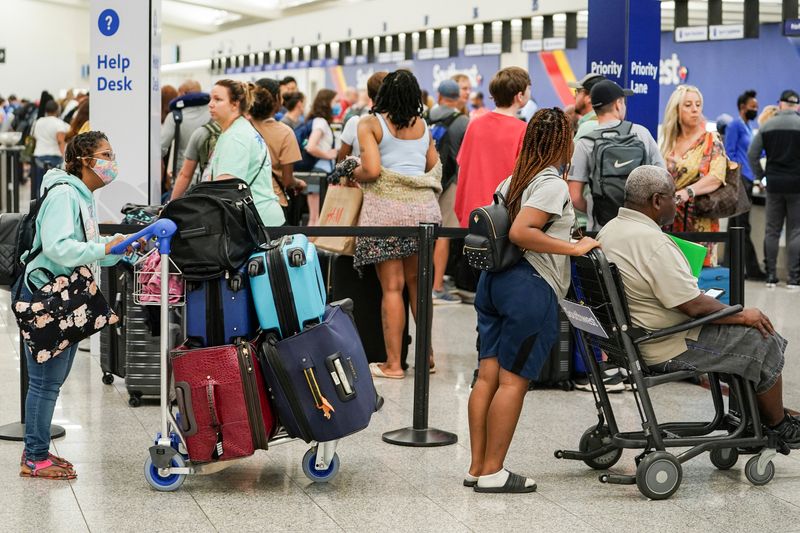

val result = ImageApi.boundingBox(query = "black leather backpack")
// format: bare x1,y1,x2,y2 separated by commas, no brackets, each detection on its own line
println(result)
463,191,523,273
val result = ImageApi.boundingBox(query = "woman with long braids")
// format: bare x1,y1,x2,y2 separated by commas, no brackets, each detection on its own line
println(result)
466,108,600,493
349,70,442,379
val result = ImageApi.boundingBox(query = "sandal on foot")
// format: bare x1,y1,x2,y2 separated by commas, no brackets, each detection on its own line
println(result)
20,459,77,480
21,451,73,469
369,363,404,380
473,471,536,494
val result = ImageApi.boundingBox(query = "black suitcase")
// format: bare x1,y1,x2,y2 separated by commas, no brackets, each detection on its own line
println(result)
530,308,574,391
317,251,410,369
99,264,128,384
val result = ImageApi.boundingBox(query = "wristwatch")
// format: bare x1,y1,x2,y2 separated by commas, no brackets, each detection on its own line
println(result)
686,186,696,199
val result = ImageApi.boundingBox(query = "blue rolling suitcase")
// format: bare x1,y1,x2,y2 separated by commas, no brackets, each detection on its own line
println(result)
246,234,326,339
698,267,730,304
258,300,381,443
185,266,258,346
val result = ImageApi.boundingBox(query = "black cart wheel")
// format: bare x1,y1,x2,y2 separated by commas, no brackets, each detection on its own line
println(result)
101,373,115,385
709,447,739,470
579,426,622,470
744,455,774,486
635,451,682,500
128,395,142,408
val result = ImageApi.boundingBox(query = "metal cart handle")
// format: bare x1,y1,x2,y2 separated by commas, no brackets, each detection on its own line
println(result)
110,219,178,256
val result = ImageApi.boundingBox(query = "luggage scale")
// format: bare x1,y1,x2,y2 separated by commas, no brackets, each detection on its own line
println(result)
111,219,341,492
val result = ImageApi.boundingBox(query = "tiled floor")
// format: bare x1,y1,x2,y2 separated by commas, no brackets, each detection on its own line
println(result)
1,282,800,532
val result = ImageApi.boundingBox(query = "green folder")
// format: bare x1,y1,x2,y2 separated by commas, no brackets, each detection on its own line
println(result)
669,235,706,277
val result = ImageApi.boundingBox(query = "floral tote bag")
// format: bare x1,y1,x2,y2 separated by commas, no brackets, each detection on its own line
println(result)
13,266,119,364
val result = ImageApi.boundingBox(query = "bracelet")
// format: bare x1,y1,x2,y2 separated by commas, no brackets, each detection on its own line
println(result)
686,186,695,199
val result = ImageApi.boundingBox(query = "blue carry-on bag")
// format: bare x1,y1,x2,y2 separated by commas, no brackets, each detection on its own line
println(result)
258,300,381,443
185,266,258,346
698,266,730,304
247,234,326,339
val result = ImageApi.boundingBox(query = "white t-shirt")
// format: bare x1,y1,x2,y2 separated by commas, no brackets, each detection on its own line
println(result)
33,116,70,157
340,115,361,156
312,117,334,173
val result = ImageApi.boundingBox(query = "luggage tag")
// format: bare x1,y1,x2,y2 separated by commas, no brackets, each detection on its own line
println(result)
302,365,335,419
206,384,224,459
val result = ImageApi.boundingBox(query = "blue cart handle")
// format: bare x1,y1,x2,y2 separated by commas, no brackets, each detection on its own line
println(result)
110,219,178,255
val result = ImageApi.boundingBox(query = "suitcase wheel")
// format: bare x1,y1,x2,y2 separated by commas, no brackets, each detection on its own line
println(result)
288,249,306,267
301,447,340,483
144,453,186,492
247,257,264,277
128,394,143,408
101,373,114,385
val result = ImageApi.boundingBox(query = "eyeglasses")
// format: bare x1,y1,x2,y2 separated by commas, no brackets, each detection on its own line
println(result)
82,150,116,161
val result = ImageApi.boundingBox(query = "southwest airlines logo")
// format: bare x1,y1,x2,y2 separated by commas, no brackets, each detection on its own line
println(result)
659,53,689,86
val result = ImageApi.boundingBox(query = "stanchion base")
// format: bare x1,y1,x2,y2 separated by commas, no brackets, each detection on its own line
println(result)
382,427,458,447
0,422,66,442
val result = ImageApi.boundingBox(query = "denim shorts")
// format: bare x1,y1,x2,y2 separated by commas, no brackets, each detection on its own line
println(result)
475,260,559,381
648,324,787,394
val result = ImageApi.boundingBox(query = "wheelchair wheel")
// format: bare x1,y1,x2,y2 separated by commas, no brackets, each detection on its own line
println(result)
709,447,739,470
636,451,682,500
744,455,774,486
579,426,622,470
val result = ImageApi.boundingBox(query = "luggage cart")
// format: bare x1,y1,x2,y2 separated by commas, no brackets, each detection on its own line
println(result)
111,219,341,492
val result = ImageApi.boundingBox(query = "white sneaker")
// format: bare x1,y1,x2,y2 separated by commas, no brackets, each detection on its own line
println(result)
787,283,800,291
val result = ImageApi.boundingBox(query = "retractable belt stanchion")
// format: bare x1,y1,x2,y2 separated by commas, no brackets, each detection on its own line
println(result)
728,226,746,307
382,223,458,447
0,334,66,441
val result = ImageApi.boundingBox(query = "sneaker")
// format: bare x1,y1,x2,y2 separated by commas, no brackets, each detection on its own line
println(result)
573,373,626,393
766,277,779,288
457,289,476,304
433,289,462,305
442,276,459,294
787,282,800,291
769,414,800,449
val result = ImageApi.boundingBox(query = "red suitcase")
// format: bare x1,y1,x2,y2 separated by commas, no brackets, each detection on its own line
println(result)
171,339,275,463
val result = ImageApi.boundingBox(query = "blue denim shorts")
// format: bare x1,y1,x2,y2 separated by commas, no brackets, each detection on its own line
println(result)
648,324,786,394
474,260,559,381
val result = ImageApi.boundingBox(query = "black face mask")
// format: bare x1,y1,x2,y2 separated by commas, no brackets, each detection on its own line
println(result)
745,109,758,121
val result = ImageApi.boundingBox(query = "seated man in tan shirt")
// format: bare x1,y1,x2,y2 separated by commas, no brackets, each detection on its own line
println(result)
597,165,800,447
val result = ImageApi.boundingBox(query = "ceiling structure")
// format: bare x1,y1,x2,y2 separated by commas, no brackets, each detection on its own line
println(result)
26,0,799,39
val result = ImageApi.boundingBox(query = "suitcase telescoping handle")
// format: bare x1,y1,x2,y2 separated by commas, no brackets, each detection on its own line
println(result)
110,219,178,255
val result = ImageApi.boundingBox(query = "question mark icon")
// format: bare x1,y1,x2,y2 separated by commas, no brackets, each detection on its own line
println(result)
99,9,118,36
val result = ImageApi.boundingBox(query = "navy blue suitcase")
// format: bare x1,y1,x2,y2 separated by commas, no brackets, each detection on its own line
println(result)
698,266,730,304
186,267,258,346
258,300,380,443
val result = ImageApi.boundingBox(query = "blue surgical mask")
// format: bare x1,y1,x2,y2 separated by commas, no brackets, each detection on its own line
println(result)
332,103,342,116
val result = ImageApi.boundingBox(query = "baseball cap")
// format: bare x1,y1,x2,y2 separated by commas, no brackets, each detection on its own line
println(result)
779,89,799,105
590,80,634,109
437,80,460,100
568,73,605,91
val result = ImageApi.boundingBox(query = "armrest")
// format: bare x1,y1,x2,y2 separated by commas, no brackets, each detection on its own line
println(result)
632,305,742,345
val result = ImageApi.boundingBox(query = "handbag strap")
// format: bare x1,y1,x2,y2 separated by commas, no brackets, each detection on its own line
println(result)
699,132,715,177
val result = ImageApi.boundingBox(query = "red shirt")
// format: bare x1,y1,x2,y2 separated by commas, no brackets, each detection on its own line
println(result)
455,112,528,227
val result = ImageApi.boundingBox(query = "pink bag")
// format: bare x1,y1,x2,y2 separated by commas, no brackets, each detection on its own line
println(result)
138,250,184,304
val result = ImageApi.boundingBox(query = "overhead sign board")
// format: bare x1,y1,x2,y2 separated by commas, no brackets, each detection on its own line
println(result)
521,39,543,53
783,18,800,36
464,43,483,57
482,43,502,55
709,24,744,41
674,26,708,42
543,37,566,51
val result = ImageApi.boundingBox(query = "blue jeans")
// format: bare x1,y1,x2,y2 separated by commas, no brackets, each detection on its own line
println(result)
33,156,63,200
16,280,79,461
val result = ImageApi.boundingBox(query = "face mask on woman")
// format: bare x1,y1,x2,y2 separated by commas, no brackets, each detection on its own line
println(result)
744,109,758,121
84,157,119,185
331,103,342,116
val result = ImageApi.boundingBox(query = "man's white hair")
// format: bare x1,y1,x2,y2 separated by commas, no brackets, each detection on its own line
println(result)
624,165,674,206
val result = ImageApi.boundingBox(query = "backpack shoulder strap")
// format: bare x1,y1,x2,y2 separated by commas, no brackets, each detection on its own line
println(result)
22,182,77,265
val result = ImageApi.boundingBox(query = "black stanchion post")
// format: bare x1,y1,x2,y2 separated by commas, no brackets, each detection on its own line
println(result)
0,320,66,441
728,226,745,307
382,223,458,447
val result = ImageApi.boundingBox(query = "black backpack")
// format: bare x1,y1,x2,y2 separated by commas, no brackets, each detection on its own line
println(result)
0,182,71,286
463,191,523,273
584,121,647,226
161,178,268,280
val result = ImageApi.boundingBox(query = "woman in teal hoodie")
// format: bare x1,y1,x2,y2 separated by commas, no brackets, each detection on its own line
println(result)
15,131,126,480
